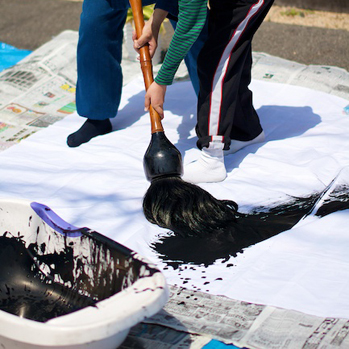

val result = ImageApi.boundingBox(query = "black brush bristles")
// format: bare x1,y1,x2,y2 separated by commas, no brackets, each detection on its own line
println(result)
142,176,239,237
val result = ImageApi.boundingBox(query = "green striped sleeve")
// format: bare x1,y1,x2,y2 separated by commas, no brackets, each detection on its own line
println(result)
155,0,207,86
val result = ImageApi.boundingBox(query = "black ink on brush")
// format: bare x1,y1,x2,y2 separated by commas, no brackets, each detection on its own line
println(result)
141,132,239,241
143,176,239,238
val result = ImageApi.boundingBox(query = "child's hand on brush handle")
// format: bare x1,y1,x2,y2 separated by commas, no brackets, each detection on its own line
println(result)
131,8,168,119
133,9,168,59
145,81,167,119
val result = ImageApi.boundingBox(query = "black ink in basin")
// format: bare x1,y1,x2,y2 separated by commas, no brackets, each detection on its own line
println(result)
0,202,158,323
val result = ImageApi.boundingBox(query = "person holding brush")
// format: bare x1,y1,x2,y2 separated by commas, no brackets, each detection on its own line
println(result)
66,0,207,148
135,0,274,183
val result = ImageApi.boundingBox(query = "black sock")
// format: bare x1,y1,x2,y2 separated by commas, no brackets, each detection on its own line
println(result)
67,119,112,147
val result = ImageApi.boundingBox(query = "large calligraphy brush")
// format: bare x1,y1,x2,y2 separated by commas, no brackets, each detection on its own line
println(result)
129,0,239,237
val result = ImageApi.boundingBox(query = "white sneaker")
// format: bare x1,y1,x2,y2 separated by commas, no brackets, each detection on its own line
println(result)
182,142,226,184
224,131,265,155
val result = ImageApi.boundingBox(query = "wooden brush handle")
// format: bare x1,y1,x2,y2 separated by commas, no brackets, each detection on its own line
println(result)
129,0,164,134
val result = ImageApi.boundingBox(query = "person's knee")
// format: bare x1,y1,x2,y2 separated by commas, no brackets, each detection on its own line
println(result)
79,10,111,39
79,6,127,40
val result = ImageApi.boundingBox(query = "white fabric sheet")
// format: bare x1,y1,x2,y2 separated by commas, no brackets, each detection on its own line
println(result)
1,77,349,319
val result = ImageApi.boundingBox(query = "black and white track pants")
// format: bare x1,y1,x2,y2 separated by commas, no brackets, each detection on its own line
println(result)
196,0,274,150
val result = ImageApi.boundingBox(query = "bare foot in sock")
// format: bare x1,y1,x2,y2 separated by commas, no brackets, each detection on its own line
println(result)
182,143,227,184
67,119,112,147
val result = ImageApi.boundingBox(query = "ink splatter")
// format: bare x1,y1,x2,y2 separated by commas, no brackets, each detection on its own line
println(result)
315,185,349,217
152,181,349,268
152,194,318,268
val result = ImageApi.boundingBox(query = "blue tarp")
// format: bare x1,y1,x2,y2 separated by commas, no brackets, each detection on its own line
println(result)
0,42,31,72
204,340,241,349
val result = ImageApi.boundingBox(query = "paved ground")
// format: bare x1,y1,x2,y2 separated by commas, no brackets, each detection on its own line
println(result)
276,0,349,13
0,0,348,71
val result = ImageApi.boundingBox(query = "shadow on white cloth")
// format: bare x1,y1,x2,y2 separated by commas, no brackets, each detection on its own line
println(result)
1,77,349,319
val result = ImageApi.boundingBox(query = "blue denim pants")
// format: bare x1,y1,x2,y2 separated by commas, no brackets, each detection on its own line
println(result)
76,0,208,120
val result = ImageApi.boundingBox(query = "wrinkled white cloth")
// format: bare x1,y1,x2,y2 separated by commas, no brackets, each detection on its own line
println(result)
1,77,349,318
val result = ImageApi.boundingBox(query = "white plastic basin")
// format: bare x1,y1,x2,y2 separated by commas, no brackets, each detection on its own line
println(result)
0,198,168,348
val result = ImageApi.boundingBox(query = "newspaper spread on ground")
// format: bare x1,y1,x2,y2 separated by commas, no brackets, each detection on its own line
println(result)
120,322,211,349
142,286,349,349
0,31,78,151
251,52,349,101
